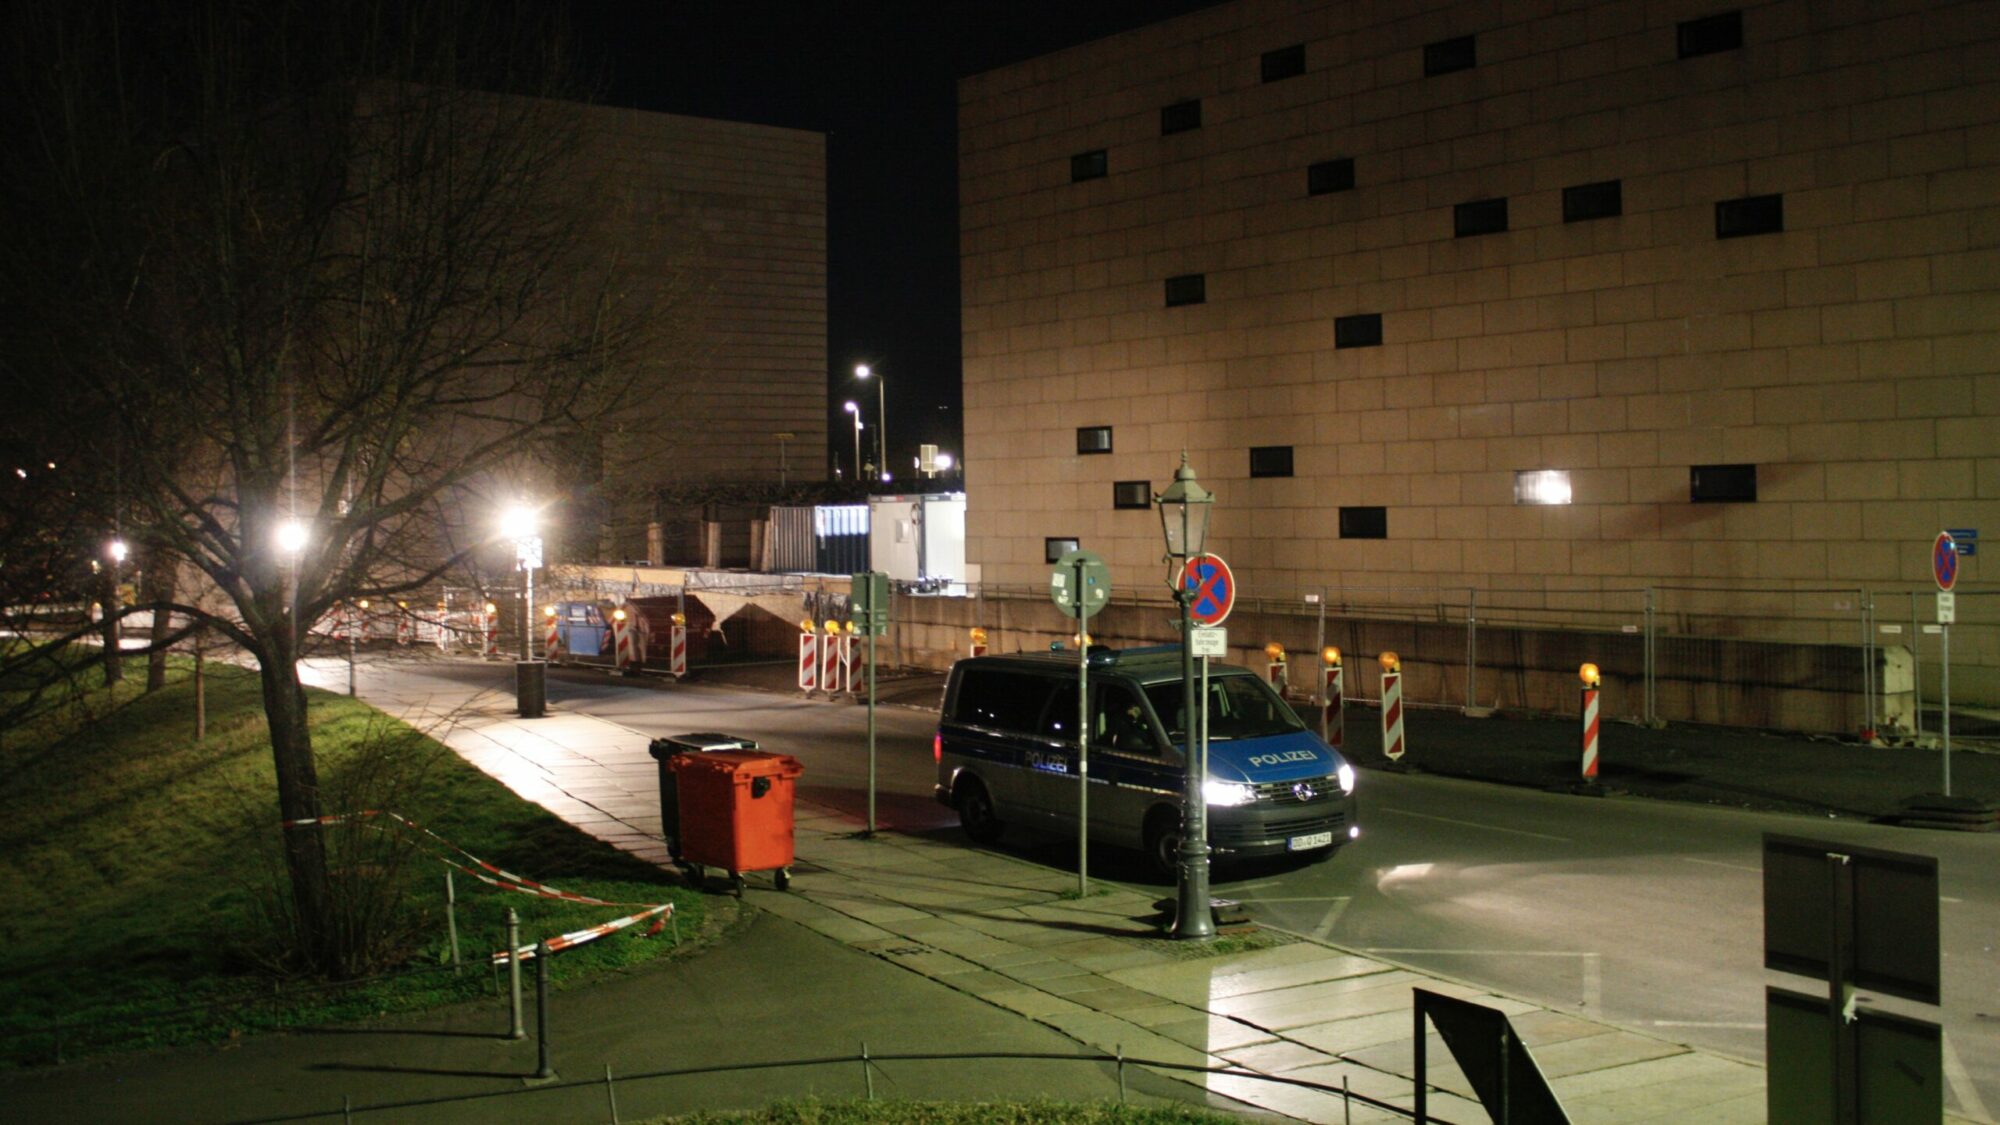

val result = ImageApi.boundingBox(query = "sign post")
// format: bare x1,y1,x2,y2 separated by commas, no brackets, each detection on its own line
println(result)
1933,532,1956,797
1051,549,1110,896
1178,553,1235,915
850,573,891,834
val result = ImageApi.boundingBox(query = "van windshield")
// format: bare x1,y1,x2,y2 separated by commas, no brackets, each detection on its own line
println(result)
1144,673,1305,743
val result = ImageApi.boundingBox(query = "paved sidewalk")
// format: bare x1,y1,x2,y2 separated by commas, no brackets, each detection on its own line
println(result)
371,682,1793,1124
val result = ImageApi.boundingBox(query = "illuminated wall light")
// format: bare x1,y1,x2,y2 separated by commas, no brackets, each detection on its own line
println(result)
1513,469,1573,505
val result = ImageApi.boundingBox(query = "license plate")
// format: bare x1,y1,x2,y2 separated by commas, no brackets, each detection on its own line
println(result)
1287,830,1334,852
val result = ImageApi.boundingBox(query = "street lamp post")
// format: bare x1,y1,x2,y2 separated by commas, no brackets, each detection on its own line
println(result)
856,364,887,482
843,401,863,482
1155,452,1215,940
501,505,545,718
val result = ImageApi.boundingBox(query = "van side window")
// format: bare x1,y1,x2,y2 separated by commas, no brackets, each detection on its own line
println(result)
953,669,1052,732
1095,685,1158,754
1040,681,1079,741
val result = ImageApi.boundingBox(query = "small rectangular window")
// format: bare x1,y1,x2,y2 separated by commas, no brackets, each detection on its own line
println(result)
1070,149,1107,182
1678,11,1743,59
1514,469,1573,505
1454,198,1509,237
1249,446,1294,478
1716,194,1783,238
1424,35,1476,76
1339,506,1388,539
1261,44,1306,83
1164,274,1206,307
1691,464,1757,502
1335,313,1383,349
1076,426,1112,455
1161,99,1201,135
1308,158,1355,195
1113,481,1152,509
1045,537,1081,563
1563,180,1623,223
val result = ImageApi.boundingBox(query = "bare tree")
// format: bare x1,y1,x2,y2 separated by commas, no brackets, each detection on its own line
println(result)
1,0,679,974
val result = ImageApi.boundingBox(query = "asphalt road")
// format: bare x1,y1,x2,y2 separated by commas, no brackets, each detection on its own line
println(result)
333,654,2000,1121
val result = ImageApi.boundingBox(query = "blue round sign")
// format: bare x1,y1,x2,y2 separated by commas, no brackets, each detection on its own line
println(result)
1934,531,1957,591
1179,554,1235,626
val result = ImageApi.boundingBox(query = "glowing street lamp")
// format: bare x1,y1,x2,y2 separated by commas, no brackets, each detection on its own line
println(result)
1155,451,1216,940
855,364,887,482
843,401,862,481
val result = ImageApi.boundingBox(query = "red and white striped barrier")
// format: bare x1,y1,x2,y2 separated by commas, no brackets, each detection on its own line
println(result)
820,622,841,695
612,613,639,674
1267,650,1288,697
481,606,499,658
1581,685,1600,779
544,613,561,663
969,627,988,658
669,623,688,679
396,610,411,647
1381,664,1405,761
842,630,861,695
1323,663,1344,750
798,627,818,694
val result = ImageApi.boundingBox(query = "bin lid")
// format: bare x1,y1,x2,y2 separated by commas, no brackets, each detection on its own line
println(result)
648,732,760,760
667,750,803,779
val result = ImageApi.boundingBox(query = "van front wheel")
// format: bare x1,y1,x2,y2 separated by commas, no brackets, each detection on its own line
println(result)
957,778,1004,844
1143,809,1182,881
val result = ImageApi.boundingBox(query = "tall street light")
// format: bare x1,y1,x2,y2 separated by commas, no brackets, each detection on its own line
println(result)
843,400,862,482
500,504,543,661
276,519,307,657
855,364,887,483
1155,452,1215,940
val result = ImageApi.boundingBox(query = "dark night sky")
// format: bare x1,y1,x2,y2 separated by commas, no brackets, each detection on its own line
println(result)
571,1,1225,481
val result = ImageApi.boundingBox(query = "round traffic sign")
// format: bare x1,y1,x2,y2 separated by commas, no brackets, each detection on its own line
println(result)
1934,531,1958,591
1179,554,1235,626
1050,549,1111,619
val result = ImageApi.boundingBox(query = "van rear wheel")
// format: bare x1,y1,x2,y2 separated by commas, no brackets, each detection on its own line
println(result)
1143,809,1181,881
956,778,1004,844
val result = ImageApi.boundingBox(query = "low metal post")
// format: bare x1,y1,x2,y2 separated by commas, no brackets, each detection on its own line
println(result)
506,909,524,1040
1465,586,1477,712
1117,1044,1126,1103
1414,1002,1428,1123
343,1095,353,1125
604,1063,621,1124
445,870,461,974
533,940,554,1080
862,1040,874,1100
1911,591,1924,738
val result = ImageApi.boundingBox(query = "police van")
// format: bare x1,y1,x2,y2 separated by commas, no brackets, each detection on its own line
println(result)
934,646,1356,875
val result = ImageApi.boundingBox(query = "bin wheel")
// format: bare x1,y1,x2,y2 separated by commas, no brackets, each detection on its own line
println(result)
774,868,791,892
729,870,744,898
684,862,704,889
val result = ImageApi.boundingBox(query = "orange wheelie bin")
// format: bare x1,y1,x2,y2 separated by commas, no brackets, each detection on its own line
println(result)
668,750,804,894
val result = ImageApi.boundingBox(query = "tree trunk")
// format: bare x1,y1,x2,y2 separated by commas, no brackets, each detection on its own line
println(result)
144,554,176,692
99,569,123,686
257,641,336,975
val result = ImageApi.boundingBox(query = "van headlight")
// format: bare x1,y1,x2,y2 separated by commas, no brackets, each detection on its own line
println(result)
1203,780,1255,807
1336,764,1356,794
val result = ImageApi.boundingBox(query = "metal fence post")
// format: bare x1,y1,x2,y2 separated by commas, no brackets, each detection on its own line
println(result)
506,909,524,1040
604,1063,621,1124
1464,586,1477,713
445,870,461,974
1911,590,1924,739
533,940,554,1080
1643,587,1658,727
1860,590,1874,737
861,1040,874,1100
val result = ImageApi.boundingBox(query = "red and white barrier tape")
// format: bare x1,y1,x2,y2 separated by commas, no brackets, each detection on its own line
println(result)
283,809,672,958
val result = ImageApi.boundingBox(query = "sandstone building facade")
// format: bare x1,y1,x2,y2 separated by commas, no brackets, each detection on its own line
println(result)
958,0,1997,702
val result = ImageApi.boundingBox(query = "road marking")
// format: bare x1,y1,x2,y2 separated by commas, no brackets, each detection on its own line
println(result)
1945,1030,1994,1121
1376,807,1571,842
1366,948,1591,957
1942,895,1964,904
1310,897,1351,941
1681,857,1761,873
1649,1021,1765,1030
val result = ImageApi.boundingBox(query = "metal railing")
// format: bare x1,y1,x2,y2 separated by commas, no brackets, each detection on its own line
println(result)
227,1046,1470,1125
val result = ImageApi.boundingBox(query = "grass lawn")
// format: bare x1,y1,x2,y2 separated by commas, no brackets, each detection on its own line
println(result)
0,655,714,1065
